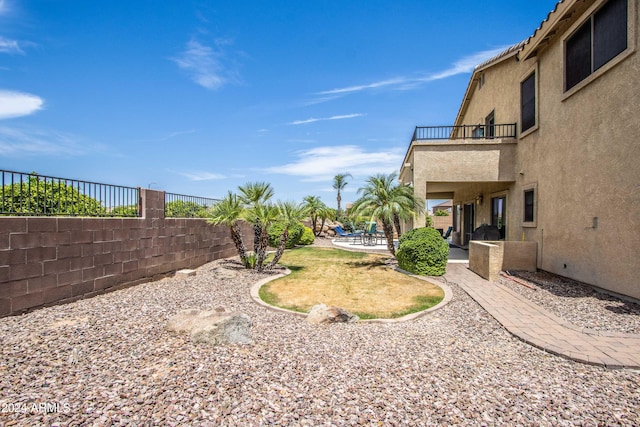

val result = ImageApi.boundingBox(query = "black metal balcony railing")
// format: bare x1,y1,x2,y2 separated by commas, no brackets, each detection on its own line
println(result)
165,193,219,218
1,170,140,217
412,123,517,141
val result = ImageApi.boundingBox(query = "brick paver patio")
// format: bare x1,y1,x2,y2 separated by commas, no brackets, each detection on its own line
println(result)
445,263,640,369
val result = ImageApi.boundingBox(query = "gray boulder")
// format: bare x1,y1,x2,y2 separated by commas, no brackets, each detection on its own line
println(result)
167,308,252,345
306,304,359,324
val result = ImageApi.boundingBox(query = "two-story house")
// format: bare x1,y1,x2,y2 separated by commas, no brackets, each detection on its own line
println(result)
399,0,640,299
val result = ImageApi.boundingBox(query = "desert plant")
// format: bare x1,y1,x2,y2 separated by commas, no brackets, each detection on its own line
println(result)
266,201,309,270
396,227,449,276
207,192,249,267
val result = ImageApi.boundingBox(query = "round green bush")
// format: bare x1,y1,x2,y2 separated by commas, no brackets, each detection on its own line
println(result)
268,221,305,249
298,226,315,245
396,227,449,276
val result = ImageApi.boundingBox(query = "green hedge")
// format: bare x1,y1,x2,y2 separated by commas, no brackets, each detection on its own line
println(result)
298,226,315,245
396,227,449,276
268,221,305,249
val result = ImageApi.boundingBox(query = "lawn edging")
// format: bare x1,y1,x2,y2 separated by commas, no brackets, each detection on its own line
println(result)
249,264,453,323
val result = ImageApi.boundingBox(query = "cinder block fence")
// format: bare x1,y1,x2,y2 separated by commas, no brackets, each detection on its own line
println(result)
0,189,250,317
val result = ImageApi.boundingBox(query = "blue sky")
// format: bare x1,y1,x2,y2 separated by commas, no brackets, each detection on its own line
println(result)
1,0,557,208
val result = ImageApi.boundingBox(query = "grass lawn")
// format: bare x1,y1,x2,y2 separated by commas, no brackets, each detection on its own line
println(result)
259,246,444,319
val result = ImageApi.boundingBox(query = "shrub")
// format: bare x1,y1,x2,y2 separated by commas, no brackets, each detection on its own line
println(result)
268,221,305,249
299,226,315,245
396,227,449,276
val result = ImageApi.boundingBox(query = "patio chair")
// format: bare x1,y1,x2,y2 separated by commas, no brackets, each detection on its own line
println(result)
442,226,453,239
333,225,363,243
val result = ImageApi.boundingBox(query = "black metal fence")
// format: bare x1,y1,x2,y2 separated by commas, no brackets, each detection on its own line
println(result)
1,170,140,217
165,193,219,218
412,123,517,141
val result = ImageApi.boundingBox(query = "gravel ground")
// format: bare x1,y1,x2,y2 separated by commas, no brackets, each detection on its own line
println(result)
498,270,640,335
1,240,639,426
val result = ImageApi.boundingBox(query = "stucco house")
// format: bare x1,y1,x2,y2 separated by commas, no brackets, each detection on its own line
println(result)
399,0,640,299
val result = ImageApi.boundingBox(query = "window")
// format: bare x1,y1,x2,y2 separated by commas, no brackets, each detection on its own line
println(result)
524,189,535,222
485,111,495,139
565,0,628,91
521,72,536,132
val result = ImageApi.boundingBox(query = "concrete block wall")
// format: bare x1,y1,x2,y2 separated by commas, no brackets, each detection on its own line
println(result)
0,189,251,317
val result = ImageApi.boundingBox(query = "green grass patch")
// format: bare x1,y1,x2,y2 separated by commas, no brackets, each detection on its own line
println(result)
261,246,444,319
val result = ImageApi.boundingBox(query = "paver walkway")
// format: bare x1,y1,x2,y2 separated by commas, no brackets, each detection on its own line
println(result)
445,263,640,369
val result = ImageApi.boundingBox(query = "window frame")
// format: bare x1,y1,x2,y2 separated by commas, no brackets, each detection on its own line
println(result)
523,183,538,228
519,62,539,139
563,0,635,99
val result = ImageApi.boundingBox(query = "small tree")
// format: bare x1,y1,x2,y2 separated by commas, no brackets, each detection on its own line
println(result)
303,195,327,236
208,192,249,267
266,201,309,270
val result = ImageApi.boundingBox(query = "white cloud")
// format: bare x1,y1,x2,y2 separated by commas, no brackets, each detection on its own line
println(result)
0,126,92,156
264,145,403,182
172,38,240,90
316,46,511,98
0,36,22,54
171,170,226,181
289,113,364,125
0,90,44,119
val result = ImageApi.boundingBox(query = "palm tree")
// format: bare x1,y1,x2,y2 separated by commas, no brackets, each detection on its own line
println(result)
317,205,336,236
208,192,249,267
302,195,326,236
351,172,422,256
266,201,309,270
332,173,352,215
245,202,279,272
390,183,424,239
238,181,274,252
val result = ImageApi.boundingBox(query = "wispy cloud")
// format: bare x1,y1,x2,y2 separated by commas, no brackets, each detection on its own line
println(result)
289,113,364,125
264,145,403,181
0,0,8,15
0,126,98,157
316,46,510,98
170,170,226,181
0,36,22,54
0,90,44,119
172,38,240,90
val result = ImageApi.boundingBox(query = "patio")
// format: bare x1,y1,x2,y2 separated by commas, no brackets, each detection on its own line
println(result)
330,238,469,263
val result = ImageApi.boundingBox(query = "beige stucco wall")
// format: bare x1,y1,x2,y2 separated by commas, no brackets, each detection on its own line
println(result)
513,0,640,299
402,0,640,299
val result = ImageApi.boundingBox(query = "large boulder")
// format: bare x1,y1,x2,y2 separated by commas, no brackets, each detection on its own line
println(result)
167,308,252,345
306,304,359,324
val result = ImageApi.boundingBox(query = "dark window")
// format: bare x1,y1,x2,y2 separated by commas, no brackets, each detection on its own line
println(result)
594,0,628,69
524,190,535,222
521,73,536,132
565,0,628,91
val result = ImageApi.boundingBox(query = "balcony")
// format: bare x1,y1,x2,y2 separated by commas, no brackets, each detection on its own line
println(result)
400,123,518,188
412,123,517,141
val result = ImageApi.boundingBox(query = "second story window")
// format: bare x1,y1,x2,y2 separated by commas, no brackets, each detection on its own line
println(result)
565,0,628,91
521,72,536,132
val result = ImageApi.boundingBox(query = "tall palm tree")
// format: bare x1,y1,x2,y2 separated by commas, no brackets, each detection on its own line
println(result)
351,172,421,256
208,191,249,267
266,201,309,270
302,195,326,236
332,173,352,215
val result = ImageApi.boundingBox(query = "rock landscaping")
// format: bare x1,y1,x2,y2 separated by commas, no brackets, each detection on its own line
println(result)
0,242,638,425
